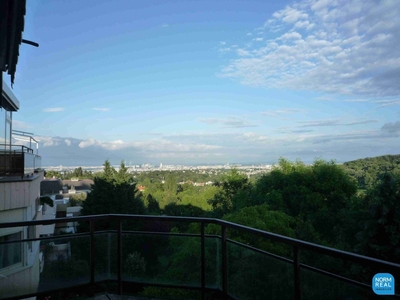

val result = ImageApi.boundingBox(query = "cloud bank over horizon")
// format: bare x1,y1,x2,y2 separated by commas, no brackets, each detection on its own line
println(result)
33,117,400,166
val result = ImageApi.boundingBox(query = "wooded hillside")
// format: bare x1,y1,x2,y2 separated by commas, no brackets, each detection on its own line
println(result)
342,154,400,189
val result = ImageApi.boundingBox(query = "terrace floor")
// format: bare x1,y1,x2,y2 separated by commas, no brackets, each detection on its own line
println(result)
88,295,157,300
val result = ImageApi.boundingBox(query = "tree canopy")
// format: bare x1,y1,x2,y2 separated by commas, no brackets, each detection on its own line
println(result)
80,160,145,230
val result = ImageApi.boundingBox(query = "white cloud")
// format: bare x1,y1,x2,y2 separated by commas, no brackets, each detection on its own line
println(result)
43,107,65,112
273,6,308,24
236,49,250,56
40,136,62,147
253,37,263,42
297,118,379,127
198,117,257,128
278,31,302,40
219,47,231,53
374,99,400,108
261,108,304,119
92,107,110,112
161,23,169,27
220,0,400,98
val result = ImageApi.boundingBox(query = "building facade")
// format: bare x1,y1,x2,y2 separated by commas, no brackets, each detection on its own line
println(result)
0,81,44,298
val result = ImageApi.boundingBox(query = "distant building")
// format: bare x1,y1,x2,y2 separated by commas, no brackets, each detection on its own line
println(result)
41,179,63,195
62,179,93,193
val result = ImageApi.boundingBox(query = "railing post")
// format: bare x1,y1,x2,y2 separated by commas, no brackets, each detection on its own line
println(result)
201,221,206,300
90,220,95,289
117,218,123,295
222,224,227,299
294,246,301,300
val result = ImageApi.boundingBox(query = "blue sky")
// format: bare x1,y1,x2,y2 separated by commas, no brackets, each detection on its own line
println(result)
6,0,400,166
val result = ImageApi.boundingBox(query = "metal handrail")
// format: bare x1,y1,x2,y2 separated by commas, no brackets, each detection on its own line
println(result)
0,143,34,153
0,214,399,300
12,130,39,155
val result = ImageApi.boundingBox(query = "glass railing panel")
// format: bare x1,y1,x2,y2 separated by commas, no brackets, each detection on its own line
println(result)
205,236,221,289
24,152,34,175
34,155,41,170
299,251,398,300
227,241,294,300
300,266,395,299
121,232,201,287
94,232,116,282
38,234,91,293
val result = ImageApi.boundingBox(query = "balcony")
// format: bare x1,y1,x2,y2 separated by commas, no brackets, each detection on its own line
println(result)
0,214,399,300
0,144,41,178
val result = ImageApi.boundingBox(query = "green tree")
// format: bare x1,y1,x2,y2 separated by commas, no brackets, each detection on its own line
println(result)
355,173,400,262
251,158,358,245
145,193,160,215
207,168,250,217
45,170,62,179
80,160,145,231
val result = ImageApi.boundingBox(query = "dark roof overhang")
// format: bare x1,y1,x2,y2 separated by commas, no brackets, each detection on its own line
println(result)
0,0,26,86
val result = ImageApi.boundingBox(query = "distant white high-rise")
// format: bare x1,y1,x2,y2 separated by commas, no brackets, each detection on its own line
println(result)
160,163,163,169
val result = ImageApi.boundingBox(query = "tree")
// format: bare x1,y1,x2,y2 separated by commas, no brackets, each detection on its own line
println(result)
355,173,400,262
207,168,250,217
80,160,145,231
251,158,358,245
145,194,160,215
45,170,61,179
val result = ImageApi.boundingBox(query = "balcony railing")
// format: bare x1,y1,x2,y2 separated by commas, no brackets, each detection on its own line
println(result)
0,144,41,177
0,214,399,300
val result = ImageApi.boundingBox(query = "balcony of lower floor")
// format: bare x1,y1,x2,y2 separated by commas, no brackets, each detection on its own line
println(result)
0,214,399,300
0,144,42,180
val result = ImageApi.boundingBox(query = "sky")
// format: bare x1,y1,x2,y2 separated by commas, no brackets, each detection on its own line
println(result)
6,0,400,166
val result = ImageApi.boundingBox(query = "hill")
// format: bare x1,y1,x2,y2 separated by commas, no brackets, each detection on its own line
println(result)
342,154,400,189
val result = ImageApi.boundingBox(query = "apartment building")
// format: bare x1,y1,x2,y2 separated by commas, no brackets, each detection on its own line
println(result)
1,1,44,297
0,81,44,298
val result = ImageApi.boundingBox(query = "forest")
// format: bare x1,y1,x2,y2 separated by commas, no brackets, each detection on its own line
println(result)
41,155,400,299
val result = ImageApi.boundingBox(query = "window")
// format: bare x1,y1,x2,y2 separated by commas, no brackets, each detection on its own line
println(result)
0,232,22,269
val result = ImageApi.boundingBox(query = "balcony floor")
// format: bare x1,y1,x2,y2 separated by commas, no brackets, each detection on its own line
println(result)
88,295,161,300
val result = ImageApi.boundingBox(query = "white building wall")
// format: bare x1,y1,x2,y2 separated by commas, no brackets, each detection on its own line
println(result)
0,171,44,298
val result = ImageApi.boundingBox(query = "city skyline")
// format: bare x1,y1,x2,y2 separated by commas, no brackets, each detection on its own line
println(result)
7,0,400,166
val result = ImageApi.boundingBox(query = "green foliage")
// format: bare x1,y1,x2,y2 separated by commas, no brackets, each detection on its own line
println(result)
207,168,250,217
208,204,295,257
342,154,400,190
69,193,86,206
145,193,160,214
40,196,54,207
80,160,145,230
124,251,146,277
355,173,400,262
45,170,62,179
163,203,205,217
251,158,358,245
